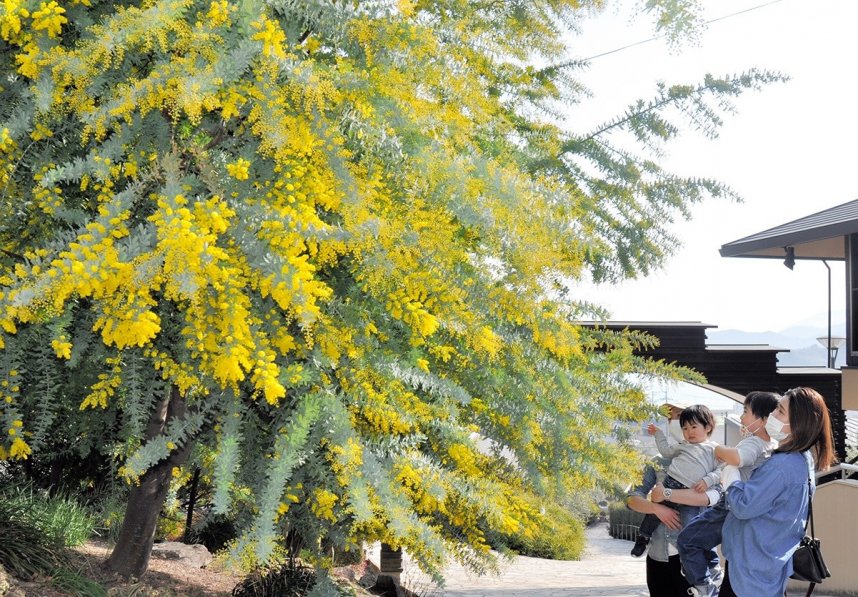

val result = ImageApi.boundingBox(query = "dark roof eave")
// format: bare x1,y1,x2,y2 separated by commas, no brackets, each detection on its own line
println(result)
720,224,854,258
720,199,858,259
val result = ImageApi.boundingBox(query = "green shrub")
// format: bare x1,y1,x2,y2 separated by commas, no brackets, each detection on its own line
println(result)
231,564,353,597
38,494,95,547
526,501,585,560
492,499,586,560
232,565,317,597
215,538,292,575
90,491,127,543
50,567,107,597
607,501,644,541
0,516,63,580
156,510,186,542
190,514,238,553
0,483,95,548
0,483,97,581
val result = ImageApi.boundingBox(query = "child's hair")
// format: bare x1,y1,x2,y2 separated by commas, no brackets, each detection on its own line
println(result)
744,391,780,419
679,404,715,435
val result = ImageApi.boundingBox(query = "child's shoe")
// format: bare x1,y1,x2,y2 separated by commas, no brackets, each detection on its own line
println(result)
709,566,723,587
630,535,649,557
687,582,719,597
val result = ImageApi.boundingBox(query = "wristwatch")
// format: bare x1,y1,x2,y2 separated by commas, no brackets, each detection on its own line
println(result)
662,487,673,499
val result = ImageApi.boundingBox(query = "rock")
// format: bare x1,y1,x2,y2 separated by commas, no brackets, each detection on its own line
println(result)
0,564,25,597
150,542,213,568
332,565,357,582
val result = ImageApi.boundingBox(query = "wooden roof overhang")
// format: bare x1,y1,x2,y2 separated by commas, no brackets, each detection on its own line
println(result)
719,198,858,261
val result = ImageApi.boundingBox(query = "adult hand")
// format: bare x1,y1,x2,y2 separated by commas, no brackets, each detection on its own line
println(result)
653,503,681,530
651,483,666,503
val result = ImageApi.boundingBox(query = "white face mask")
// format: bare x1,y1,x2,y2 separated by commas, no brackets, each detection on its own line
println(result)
765,416,790,442
740,417,761,438
668,419,684,442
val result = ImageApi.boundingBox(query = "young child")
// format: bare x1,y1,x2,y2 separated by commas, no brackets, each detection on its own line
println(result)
630,404,720,557
678,391,780,597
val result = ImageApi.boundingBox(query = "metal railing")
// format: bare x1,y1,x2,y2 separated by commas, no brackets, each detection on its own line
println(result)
817,462,858,481
609,523,642,542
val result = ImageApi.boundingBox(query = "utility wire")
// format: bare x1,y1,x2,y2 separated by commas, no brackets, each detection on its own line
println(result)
583,0,786,61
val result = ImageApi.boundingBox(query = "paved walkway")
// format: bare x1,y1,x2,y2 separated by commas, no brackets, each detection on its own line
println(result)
432,523,838,596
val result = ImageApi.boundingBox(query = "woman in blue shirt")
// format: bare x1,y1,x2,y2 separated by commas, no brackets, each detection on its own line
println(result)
718,387,835,596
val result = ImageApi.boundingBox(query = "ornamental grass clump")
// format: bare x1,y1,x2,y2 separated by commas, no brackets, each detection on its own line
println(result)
0,482,95,547
231,564,352,597
0,486,63,580
0,514,61,580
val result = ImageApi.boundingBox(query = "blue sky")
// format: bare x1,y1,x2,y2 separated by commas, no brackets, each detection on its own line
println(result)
572,0,856,332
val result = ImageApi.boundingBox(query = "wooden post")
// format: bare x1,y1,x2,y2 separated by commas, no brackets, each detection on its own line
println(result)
378,542,403,583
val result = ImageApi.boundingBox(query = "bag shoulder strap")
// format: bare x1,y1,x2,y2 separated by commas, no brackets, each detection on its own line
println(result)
790,580,818,596
805,479,815,536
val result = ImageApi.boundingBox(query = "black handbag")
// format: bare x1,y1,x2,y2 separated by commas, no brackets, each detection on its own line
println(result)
790,480,830,597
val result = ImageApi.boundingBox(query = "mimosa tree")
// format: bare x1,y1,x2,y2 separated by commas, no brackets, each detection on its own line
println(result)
0,0,781,580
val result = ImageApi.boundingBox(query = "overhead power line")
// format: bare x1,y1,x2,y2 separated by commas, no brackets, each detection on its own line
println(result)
583,0,786,61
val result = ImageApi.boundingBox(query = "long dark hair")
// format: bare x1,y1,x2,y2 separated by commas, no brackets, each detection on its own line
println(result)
777,387,835,471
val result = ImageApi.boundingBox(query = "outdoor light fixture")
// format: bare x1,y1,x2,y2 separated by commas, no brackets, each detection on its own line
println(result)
783,246,796,270
820,259,838,369
817,335,846,369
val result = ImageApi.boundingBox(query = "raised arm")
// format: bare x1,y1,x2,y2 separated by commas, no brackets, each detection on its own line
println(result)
652,428,680,458
715,444,741,466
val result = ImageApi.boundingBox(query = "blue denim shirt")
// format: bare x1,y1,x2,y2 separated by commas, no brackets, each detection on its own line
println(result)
722,450,814,595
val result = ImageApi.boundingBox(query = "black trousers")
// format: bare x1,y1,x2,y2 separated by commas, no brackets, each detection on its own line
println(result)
646,554,691,597
719,561,794,597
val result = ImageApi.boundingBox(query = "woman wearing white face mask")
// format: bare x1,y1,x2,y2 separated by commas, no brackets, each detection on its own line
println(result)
716,387,835,597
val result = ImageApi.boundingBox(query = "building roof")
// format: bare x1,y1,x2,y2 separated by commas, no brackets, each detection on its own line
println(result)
576,320,715,328
720,198,858,260
706,344,787,353
777,366,841,375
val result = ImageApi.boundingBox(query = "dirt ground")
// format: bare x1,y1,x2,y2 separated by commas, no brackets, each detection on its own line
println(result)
11,540,244,596
9,541,393,596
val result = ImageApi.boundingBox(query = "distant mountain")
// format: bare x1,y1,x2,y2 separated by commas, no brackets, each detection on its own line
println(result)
776,345,846,368
707,323,847,368
790,309,847,331
706,326,846,350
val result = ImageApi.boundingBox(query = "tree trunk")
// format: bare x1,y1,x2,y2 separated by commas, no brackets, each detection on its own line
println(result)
106,385,192,578
48,455,63,496
183,467,201,543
